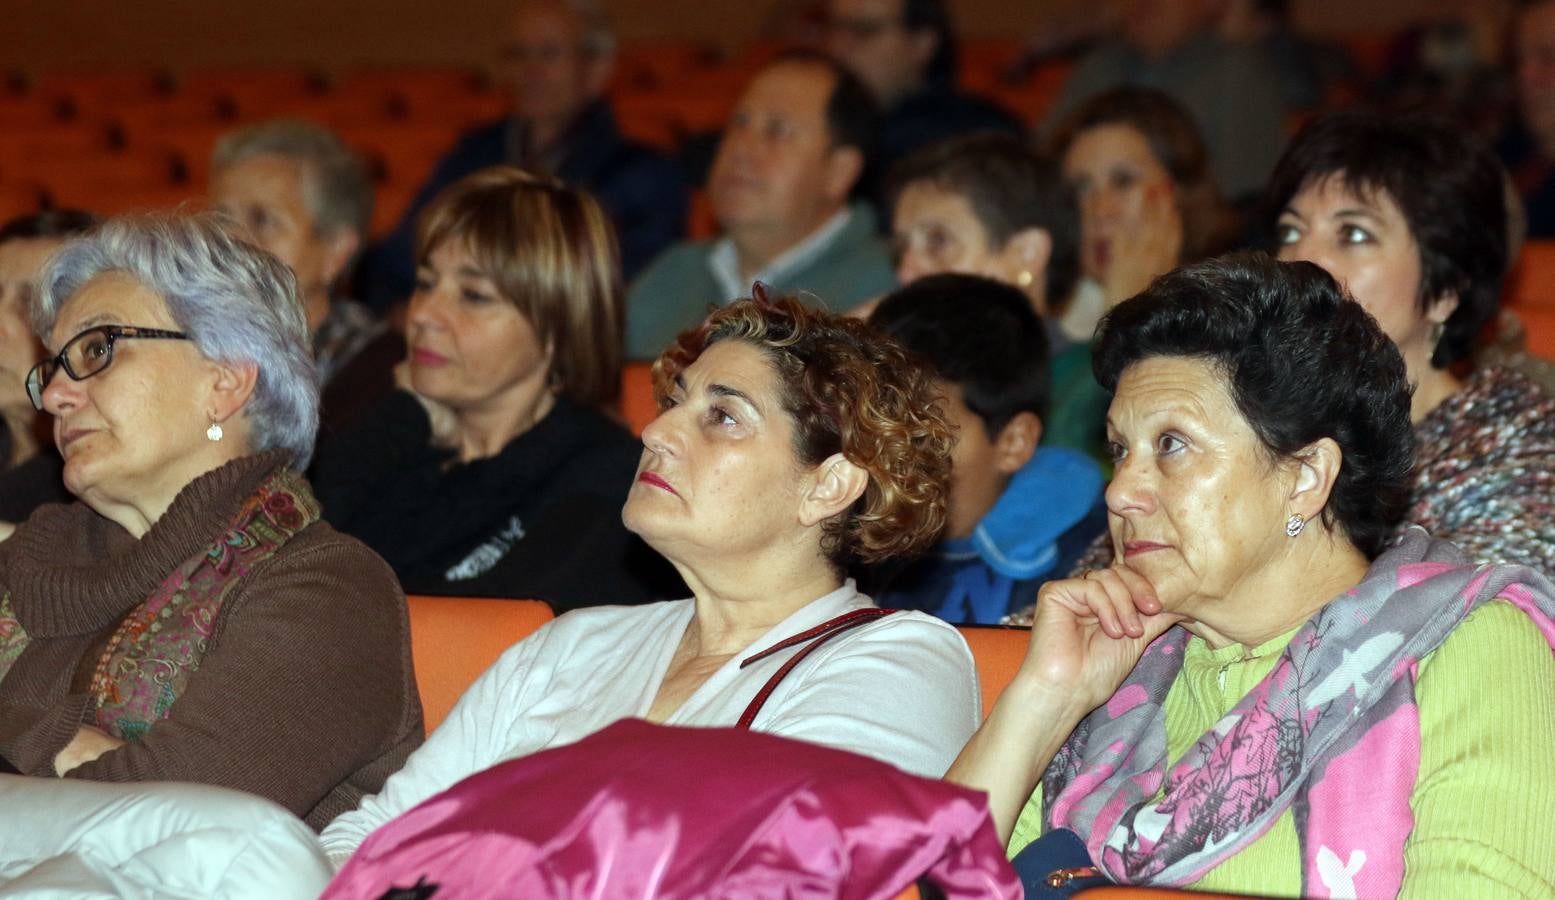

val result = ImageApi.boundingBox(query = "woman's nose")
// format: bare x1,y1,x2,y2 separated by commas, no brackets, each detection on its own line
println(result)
40,365,80,416
407,287,444,328
896,248,930,284
1104,454,1155,517
639,405,678,456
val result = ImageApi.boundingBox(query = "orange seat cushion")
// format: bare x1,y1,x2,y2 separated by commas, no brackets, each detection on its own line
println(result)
406,595,554,734
956,625,1029,719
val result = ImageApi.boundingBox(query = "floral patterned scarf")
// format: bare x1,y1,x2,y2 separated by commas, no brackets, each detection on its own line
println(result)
1042,527,1555,896
88,468,319,739
0,468,318,740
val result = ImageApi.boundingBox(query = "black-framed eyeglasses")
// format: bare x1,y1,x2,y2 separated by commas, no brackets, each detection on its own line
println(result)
26,325,190,411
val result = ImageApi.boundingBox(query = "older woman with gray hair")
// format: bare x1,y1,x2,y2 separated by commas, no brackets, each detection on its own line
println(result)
0,213,422,828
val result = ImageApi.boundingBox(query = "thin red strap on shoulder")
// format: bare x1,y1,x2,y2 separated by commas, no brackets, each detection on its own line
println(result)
735,607,899,728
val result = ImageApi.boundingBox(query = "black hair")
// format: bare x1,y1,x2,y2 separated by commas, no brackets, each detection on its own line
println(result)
1262,111,1507,368
888,132,1080,304
0,209,98,244
870,272,1051,434
773,48,880,160
1094,252,1415,559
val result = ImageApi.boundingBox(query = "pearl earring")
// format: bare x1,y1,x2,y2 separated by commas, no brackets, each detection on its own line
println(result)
207,421,224,442
1285,514,1305,538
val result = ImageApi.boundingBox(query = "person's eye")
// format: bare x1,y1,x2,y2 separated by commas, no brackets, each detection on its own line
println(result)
707,405,738,427
657,392,680,412
79,334,110,361
413,273,435,292
1108,169,1139,191
1274,222,1301,245
1156,432,1185,455
1339,224,1373,245
1066,176,1092,197
924,226,952,258
461,288,493,304
1107,440,1127,463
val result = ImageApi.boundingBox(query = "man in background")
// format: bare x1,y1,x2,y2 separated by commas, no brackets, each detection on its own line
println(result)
626,51,894,361
358,0,687,310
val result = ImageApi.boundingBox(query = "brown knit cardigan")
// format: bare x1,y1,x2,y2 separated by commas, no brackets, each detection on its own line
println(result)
0,451,423,829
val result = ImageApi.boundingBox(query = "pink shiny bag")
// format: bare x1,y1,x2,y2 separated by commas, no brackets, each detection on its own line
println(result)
323,719,1019,899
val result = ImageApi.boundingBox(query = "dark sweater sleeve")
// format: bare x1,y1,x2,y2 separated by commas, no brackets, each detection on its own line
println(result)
313,389,435,530
60,534,423,821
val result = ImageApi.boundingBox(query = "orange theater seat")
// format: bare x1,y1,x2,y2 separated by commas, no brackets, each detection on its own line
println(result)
956,624,1029,719
405,594,555,734
619,361,659,436
1504,239,1555,310
1502,240,1555,359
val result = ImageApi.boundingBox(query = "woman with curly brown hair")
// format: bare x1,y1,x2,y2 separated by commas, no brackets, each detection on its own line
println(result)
319,288,979,868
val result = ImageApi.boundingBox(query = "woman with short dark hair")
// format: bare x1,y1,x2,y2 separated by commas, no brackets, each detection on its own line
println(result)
321,289,980,869
952,254,1555,896
1270,111,1555,573
312,166,673,611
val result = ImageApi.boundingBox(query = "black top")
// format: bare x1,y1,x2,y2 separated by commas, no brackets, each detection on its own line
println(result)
313,391,682,612
0,442,69,524
357,100,689,312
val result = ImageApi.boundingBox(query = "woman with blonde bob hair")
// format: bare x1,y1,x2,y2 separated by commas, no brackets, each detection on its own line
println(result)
320,289,981,868
313,166,670,611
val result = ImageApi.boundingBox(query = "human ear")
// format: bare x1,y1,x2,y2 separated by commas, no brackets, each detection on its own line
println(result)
999,227,1052,297
206,359,260,425
321,229,362,287
1288,437,1342,522
1424,289,1459,327
993,411,1041,475
822,145,865,204
583,51,614,99
798,452,869,527
907,28,938,73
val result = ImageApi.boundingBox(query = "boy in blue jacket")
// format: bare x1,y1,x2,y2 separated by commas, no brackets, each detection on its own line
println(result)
867,274,1107,624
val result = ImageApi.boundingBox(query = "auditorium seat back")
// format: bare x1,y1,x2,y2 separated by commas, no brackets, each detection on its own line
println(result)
955,625,1029,719
405,594,555,734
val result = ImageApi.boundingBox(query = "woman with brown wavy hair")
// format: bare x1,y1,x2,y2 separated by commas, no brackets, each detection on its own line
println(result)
320,288,980,868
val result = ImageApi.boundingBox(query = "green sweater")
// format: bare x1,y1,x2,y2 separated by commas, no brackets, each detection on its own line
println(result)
1010,601,1555,896
624,204,896,361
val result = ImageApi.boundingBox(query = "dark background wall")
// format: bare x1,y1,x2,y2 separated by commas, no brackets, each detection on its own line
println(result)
6,0,1497,72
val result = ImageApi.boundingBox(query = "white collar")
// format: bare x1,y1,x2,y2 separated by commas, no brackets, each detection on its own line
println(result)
707,207,854,302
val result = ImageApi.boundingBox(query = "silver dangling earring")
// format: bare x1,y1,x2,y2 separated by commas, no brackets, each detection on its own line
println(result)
1285,514,1306,538
206,421,224,442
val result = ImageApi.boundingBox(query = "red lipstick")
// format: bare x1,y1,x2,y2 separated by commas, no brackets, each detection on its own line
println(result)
1123,541,1169,559
638,471,676,495
411,347,448,366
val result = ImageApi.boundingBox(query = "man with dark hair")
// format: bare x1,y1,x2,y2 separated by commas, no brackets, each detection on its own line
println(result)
357,0,687,311
865,274,1106,625
824,0,1022,210
626,52,895,360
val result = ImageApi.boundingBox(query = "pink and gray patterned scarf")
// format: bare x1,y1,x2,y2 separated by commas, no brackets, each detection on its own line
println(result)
1042,527,1555,896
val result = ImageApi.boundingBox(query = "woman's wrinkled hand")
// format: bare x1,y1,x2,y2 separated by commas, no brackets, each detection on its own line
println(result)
54,724,126,775
393,360,461,450
1021,565,1183,713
